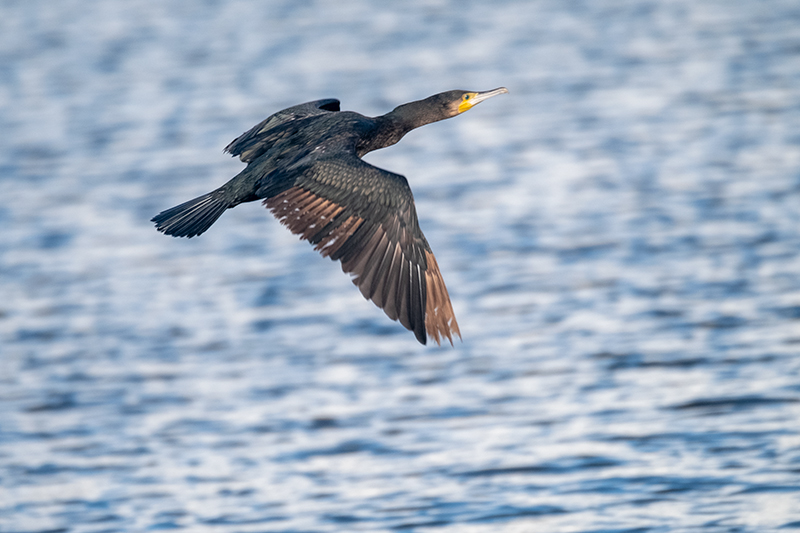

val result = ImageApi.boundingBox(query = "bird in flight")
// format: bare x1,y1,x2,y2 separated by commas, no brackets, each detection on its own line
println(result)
152,88,508,345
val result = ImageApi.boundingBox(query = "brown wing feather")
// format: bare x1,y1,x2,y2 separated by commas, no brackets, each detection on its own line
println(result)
263,184,459,345
424,251,461,345
315,215,363,258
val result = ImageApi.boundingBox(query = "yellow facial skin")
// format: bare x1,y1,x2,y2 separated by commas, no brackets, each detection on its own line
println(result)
457,93,478,114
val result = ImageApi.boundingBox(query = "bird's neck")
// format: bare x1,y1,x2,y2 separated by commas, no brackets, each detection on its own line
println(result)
357,104,442,156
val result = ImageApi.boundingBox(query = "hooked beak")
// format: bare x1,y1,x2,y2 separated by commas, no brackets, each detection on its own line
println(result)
471,87,509,105
458,87,509,113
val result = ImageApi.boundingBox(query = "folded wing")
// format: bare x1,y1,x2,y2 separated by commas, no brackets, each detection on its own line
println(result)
225,99,341,163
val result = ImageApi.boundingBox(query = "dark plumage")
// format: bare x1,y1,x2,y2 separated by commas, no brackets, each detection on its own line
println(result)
152,88,508,345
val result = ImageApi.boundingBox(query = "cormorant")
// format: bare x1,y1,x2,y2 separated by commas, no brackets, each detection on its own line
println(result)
152,87,508,345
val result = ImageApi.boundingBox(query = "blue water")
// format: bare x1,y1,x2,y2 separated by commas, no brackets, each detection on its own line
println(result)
2,0,800,531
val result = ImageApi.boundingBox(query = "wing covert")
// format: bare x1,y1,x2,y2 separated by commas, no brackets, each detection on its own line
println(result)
225,99,340,163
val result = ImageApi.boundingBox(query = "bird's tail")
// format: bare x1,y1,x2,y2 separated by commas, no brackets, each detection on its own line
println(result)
151,189,230,238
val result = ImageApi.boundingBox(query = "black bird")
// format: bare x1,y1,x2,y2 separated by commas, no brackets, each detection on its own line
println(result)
152,87,508,345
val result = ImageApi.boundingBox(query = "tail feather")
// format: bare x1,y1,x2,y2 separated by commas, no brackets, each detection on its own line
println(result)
152,190,230,238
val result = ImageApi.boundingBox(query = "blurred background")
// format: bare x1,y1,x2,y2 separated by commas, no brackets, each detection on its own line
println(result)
2,0,800,531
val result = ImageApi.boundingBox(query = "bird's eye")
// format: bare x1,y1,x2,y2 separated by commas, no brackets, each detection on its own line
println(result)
463,94,471,100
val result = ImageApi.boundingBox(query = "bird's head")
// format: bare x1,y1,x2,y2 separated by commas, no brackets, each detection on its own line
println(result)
391,87,509,128
454,87,509,114
429,87,509,118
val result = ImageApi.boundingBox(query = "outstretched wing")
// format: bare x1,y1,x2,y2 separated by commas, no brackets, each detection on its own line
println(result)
225,99,341,163
260,153,460,345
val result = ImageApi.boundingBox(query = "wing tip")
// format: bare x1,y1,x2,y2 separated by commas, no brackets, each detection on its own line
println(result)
423,250,461,347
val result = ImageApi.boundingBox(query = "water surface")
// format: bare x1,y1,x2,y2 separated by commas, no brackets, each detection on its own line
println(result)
2,0,800,531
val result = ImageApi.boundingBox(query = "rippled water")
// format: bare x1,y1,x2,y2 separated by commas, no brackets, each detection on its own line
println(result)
2,0,800,531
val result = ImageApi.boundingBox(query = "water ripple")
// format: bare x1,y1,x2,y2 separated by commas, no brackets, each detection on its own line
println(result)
2,0,800,531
